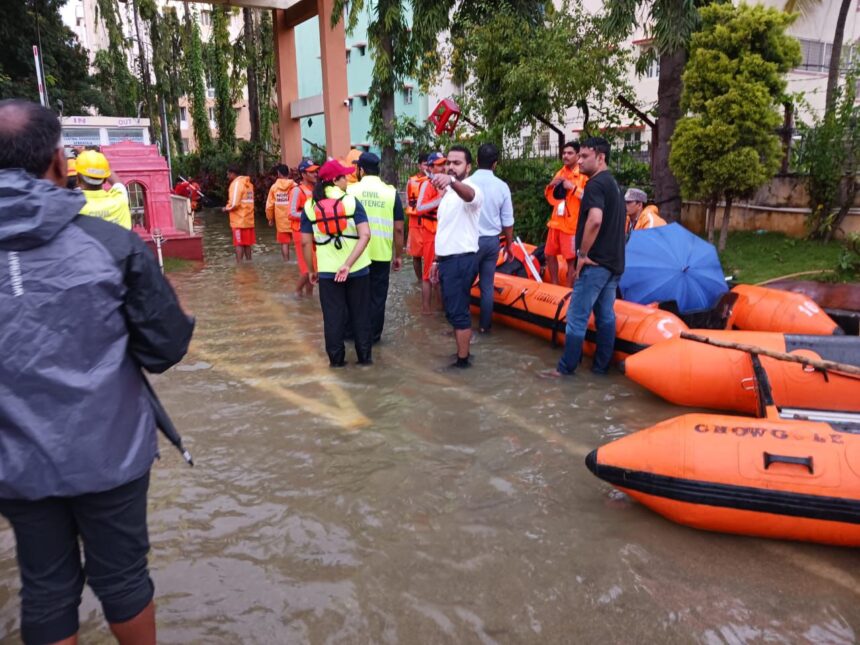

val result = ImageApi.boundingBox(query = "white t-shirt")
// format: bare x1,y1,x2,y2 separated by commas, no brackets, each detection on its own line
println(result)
434,179,484,256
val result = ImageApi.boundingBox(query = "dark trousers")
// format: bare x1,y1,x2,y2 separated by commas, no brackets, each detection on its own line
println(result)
318,274,372,365
369,260,391,343
476,236,501,331
0,473,154,644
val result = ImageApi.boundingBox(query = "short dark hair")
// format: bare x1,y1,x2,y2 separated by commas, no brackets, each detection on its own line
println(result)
477,143,499,169
417,152,429,164
447,144,472,165
0,99,62,177
360,163,380,176
563,140,580,153
275,163,290,176
581,137,611,163
227,164,241,175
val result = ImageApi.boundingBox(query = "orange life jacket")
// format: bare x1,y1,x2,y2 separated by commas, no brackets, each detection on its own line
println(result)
311,195,359,250
544,165,587,235
406,174,427,227
289,183,313,233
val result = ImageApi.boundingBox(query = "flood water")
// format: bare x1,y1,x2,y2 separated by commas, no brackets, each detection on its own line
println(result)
1,210,859,644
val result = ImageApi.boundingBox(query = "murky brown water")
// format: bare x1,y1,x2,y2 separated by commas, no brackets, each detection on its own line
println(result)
1,210,859,643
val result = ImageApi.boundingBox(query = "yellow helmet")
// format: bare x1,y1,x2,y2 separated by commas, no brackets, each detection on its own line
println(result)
76,150,110,184
66,158,77,177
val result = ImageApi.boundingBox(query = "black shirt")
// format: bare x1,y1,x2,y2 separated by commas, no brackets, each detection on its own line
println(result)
576,170,626,275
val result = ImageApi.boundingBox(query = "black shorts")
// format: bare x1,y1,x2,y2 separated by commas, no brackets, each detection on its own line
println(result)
0,472,153,644
438,252,478,330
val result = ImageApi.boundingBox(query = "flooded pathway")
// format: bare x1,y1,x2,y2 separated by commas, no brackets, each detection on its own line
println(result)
1,211,858,643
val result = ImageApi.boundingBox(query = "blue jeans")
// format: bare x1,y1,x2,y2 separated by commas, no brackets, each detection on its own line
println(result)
476,236,501,331
557,265,620,375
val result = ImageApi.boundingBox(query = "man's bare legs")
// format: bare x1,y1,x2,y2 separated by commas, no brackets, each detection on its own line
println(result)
455,328,471,360
412,256,422,281
280,243,291,262
108,600,156,645
546,255,560,285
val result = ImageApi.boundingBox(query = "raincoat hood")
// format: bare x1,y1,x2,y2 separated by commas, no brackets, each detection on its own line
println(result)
272,177,296,191
0,169,85,251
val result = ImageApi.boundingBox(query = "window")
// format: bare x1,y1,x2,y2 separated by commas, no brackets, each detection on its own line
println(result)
797,38,833,72
200,10,211,26
181,138,190,153
205,71,215,98
645,57,660,78
358,45,366,56
208,107,215,125
179,106,188,124
538,132,550,154
360,95,368,106
402,87,413,105
346,50,351,64
126,182,147,229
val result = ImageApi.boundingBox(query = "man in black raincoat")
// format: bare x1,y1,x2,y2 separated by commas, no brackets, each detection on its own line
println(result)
0,99,194,644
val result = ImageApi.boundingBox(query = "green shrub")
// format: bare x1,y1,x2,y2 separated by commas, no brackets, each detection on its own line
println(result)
496,157,558,244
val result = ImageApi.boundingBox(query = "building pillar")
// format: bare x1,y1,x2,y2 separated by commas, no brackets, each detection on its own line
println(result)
273,9,303,165
316,0,350,159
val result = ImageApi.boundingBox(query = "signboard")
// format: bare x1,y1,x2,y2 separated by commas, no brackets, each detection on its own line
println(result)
108,128,147,144
62,128,101,147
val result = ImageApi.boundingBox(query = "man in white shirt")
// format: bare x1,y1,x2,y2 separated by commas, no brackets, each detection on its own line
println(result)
468,143,514,333
428,145,484,368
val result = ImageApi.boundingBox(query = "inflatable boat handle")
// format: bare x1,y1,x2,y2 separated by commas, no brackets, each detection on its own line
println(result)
763,452,814,474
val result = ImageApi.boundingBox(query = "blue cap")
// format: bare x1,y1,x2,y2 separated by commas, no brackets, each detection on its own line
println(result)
357,151,380,169
298,159,319,173
427,152,446,165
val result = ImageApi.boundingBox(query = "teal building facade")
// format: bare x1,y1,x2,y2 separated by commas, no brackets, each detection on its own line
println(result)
294,11,429,158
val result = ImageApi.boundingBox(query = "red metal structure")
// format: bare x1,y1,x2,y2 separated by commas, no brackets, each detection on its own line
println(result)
101,142,203,261
429,98,461,135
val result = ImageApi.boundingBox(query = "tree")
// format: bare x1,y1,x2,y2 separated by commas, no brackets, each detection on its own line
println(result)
209,6,237,150
183,3,211,151
0,0,103,113
798,68,860,241
144,4,186,156
455,0,630,150
604,0,707,222
93,0,141,116
785,0,852,119
669,3,801,251
330,0,545,183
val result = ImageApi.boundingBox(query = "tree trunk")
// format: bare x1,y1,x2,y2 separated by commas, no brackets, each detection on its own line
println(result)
825,0,851,118
706,197,717,244
652,48,686,222
131,0,156,142
379,33,398,186
244,8,262,173
718,194,733,252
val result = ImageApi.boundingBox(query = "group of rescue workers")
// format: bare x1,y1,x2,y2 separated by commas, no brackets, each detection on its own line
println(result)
213,140,667,370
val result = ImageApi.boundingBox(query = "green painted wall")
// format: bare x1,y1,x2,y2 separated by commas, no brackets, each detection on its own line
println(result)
293,10,429,159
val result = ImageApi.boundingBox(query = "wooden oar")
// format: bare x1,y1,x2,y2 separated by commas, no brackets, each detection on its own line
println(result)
679,331,860,378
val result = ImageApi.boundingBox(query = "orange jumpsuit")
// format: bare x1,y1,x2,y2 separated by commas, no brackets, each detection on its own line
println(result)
289,182,315,275
227,175,256,246
266,177,297,244
405,173,428,258
544,165,587,260
415,180,442,281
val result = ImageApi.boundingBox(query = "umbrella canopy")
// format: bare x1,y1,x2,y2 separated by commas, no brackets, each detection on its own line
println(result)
620,223,728,314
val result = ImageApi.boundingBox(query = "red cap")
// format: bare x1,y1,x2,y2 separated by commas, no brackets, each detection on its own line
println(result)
317,159,356,182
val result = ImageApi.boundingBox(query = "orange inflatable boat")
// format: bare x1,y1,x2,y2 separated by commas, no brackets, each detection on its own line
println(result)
586,412,860,546
729,284,842,335
469,272,688,361
621,330,860,415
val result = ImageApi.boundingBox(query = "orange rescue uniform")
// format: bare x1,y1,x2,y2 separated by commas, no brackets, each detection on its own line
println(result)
415,179,443,280
227,175,256,230
405,173,428,258
289,182,316,275
628,204,667,235
266,177,297,244
544,165,587,260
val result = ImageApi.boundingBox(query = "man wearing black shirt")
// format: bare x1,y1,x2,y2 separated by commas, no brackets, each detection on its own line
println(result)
544,137,626,377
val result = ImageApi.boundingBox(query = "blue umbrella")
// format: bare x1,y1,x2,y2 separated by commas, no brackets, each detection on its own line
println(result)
620,222,728,314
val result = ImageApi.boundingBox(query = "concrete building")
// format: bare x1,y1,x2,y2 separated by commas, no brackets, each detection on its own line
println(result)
61,0,431,158
511,0,860,158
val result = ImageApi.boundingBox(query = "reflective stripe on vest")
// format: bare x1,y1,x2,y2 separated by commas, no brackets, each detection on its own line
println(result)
304,188,371,274
347,176,397,262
